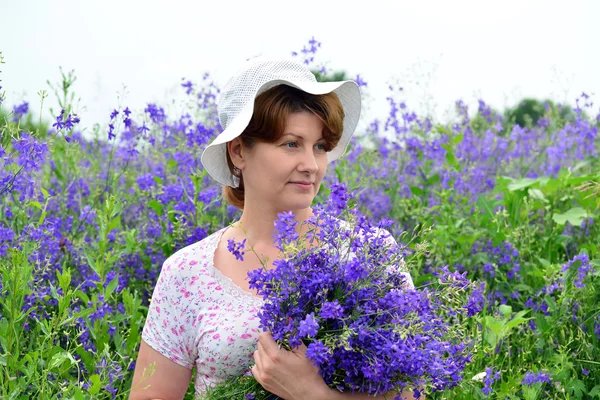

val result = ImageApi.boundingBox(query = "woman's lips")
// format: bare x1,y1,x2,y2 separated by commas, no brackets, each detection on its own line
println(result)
290,182,313,190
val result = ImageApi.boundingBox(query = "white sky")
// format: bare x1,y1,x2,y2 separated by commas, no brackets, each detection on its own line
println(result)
1,0,598,134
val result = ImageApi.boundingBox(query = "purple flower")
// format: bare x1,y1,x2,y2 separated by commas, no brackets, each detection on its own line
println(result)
110,109,119,119
522,371,551,386
306,340,330,367
319,300,343,319
139,123,150,135
12,133,49,171
298,313,319,338
354,74,368,88
327,183,352,214
227,238,246,261
482,367,501,395
52,109,65,130
435,265,469,289
136,173,156,191
107,123,116,141
273,211,298,251
145,103,167,124
561,252,592,288
12,101,29,122
64,113,80,130
465,281,485,316
181,79,194,95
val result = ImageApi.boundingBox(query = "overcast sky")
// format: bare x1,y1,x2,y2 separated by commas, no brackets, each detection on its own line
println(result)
1,0,598,135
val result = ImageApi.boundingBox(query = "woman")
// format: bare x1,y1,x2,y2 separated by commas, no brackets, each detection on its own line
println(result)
129,57,419,400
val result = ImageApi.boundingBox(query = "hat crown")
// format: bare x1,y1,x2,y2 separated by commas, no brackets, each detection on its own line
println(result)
218,57,318,130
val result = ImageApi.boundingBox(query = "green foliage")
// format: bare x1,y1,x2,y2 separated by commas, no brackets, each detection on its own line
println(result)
311,69,348,82
504,98,576,129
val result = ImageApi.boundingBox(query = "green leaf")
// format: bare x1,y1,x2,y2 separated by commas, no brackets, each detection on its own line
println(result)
39,319,50,336
126,321,141,354
107,214,121,233
410,186,424,196
567,378,587,399
105,274,119,299
38,209,48,226
425,174,440,186
528,188,547,202
73,386,86,400
484,316,505,336
84,251,100,279
505,310,530,331
452,133,464,145
522,385,541,400
499,304,512,316
40,187,49,199
75,289,90,305
167,159,178,170
552,207,589,226
49,351,76,370
88,374,101,395
29,201,43,210
589,385,600,398
148,199,164,217
508,178,539,191
57,268,72,294
441,143,459,170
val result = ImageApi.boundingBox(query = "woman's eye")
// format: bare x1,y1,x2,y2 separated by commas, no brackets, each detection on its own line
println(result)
285,142,298,148
316,143,326,151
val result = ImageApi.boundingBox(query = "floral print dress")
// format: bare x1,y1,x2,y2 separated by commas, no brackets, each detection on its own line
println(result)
142,227,264,396
142,226,414,397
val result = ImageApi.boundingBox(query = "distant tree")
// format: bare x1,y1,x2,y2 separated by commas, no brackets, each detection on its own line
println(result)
504,98,577,129
311,69,348,83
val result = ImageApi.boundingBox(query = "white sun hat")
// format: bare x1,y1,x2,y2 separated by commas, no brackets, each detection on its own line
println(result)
200,56,362,187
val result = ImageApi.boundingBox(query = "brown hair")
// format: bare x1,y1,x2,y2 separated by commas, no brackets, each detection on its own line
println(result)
223,84,345,210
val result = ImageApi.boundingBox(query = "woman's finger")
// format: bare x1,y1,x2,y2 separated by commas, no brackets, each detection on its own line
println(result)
257,331,279,358
253,348,262,371
251,364,261,383
292,341,308,355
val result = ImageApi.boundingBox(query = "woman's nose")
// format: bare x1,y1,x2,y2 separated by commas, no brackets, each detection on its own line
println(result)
298,148,319,173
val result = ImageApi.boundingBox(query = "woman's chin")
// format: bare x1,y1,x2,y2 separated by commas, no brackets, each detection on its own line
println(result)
279,198,315,213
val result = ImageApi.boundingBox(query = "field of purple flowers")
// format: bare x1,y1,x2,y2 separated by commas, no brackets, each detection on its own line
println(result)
1,41,599,399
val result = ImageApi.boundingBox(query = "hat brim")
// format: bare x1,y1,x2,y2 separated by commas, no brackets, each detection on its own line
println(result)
201,79,361,187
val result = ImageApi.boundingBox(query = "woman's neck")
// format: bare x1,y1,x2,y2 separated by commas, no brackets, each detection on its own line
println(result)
234,204,313,250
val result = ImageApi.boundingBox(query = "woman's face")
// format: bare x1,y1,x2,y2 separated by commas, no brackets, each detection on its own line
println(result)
240,111,329,212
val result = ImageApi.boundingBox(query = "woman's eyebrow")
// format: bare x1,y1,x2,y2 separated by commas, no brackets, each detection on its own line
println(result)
282,133,325,141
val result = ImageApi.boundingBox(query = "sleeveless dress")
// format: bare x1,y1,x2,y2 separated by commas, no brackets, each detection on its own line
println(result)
141,226,414,397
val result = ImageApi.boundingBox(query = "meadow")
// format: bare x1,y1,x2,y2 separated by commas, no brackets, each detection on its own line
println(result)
0,42,599,399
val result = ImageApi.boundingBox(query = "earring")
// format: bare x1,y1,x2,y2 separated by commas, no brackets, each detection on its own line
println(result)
232,167,241,188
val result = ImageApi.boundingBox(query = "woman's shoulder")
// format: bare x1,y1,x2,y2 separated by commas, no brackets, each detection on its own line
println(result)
160,227,227,275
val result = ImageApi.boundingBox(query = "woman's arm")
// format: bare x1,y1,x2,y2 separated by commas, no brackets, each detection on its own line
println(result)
128,340,192,400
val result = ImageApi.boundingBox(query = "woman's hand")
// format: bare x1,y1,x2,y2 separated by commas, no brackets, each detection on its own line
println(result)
251,332,331,400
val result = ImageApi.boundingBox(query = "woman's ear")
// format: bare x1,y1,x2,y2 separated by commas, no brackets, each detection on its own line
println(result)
227,138,245,169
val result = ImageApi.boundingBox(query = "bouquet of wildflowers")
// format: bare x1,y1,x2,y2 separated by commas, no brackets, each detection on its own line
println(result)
203,184,483,399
